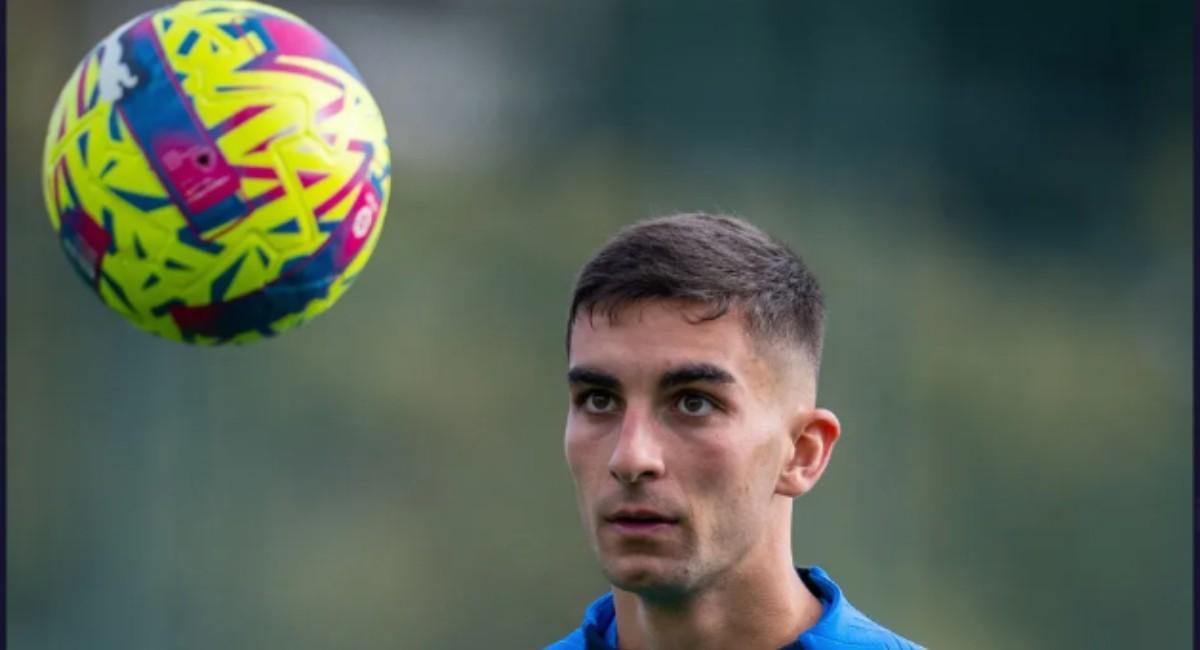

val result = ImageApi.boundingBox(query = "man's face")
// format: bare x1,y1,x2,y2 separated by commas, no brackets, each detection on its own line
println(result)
565,300,813,599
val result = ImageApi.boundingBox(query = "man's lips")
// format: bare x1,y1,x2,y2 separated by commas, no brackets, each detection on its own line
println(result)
603,508,681,534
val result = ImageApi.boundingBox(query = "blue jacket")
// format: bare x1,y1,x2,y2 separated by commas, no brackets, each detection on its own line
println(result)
546,566,923,649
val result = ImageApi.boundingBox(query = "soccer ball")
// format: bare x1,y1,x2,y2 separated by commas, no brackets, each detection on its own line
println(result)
42,0,390,344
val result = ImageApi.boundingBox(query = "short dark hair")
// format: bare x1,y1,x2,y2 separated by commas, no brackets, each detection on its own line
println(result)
567,213,825,365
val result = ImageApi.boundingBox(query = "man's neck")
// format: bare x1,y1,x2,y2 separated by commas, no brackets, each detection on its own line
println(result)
610,551,823,650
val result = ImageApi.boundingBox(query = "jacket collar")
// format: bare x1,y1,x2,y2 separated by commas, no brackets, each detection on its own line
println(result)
579,566,843,650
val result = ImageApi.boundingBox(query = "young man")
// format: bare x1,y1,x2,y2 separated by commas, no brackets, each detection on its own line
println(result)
549,214,922,649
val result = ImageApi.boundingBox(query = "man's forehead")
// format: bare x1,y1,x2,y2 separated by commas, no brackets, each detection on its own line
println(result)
570,300,750,353
568,300,810,393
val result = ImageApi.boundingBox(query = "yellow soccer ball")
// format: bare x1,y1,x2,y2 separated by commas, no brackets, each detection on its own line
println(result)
42,1,391,344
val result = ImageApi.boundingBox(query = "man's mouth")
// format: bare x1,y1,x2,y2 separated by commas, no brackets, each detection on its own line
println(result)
604,509,680,534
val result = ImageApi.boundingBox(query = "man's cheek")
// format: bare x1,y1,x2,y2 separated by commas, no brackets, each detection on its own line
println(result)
563,429,589,478
688,445,732,493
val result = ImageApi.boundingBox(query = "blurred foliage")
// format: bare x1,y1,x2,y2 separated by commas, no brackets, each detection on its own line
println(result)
6,0,1191,648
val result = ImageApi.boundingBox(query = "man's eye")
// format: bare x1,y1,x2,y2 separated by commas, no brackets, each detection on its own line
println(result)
676,393,714,417
582,392,618,414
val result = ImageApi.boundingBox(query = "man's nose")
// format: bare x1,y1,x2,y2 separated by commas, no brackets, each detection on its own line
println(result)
608,406,665,484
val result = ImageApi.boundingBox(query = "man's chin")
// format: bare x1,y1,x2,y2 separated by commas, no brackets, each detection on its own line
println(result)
601,556,692,599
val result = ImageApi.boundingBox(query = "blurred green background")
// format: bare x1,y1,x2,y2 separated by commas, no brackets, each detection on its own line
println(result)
6,1,1191,648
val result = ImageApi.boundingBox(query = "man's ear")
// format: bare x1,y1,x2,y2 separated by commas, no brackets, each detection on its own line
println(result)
777,408,840,498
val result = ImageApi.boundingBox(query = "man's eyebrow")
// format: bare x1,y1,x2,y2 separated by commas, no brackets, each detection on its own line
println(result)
659,363,736,390
567,366,621,390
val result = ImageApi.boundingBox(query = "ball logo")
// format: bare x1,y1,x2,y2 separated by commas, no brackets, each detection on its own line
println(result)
162,145,214,171
97,21,140,103
352,203,375,239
